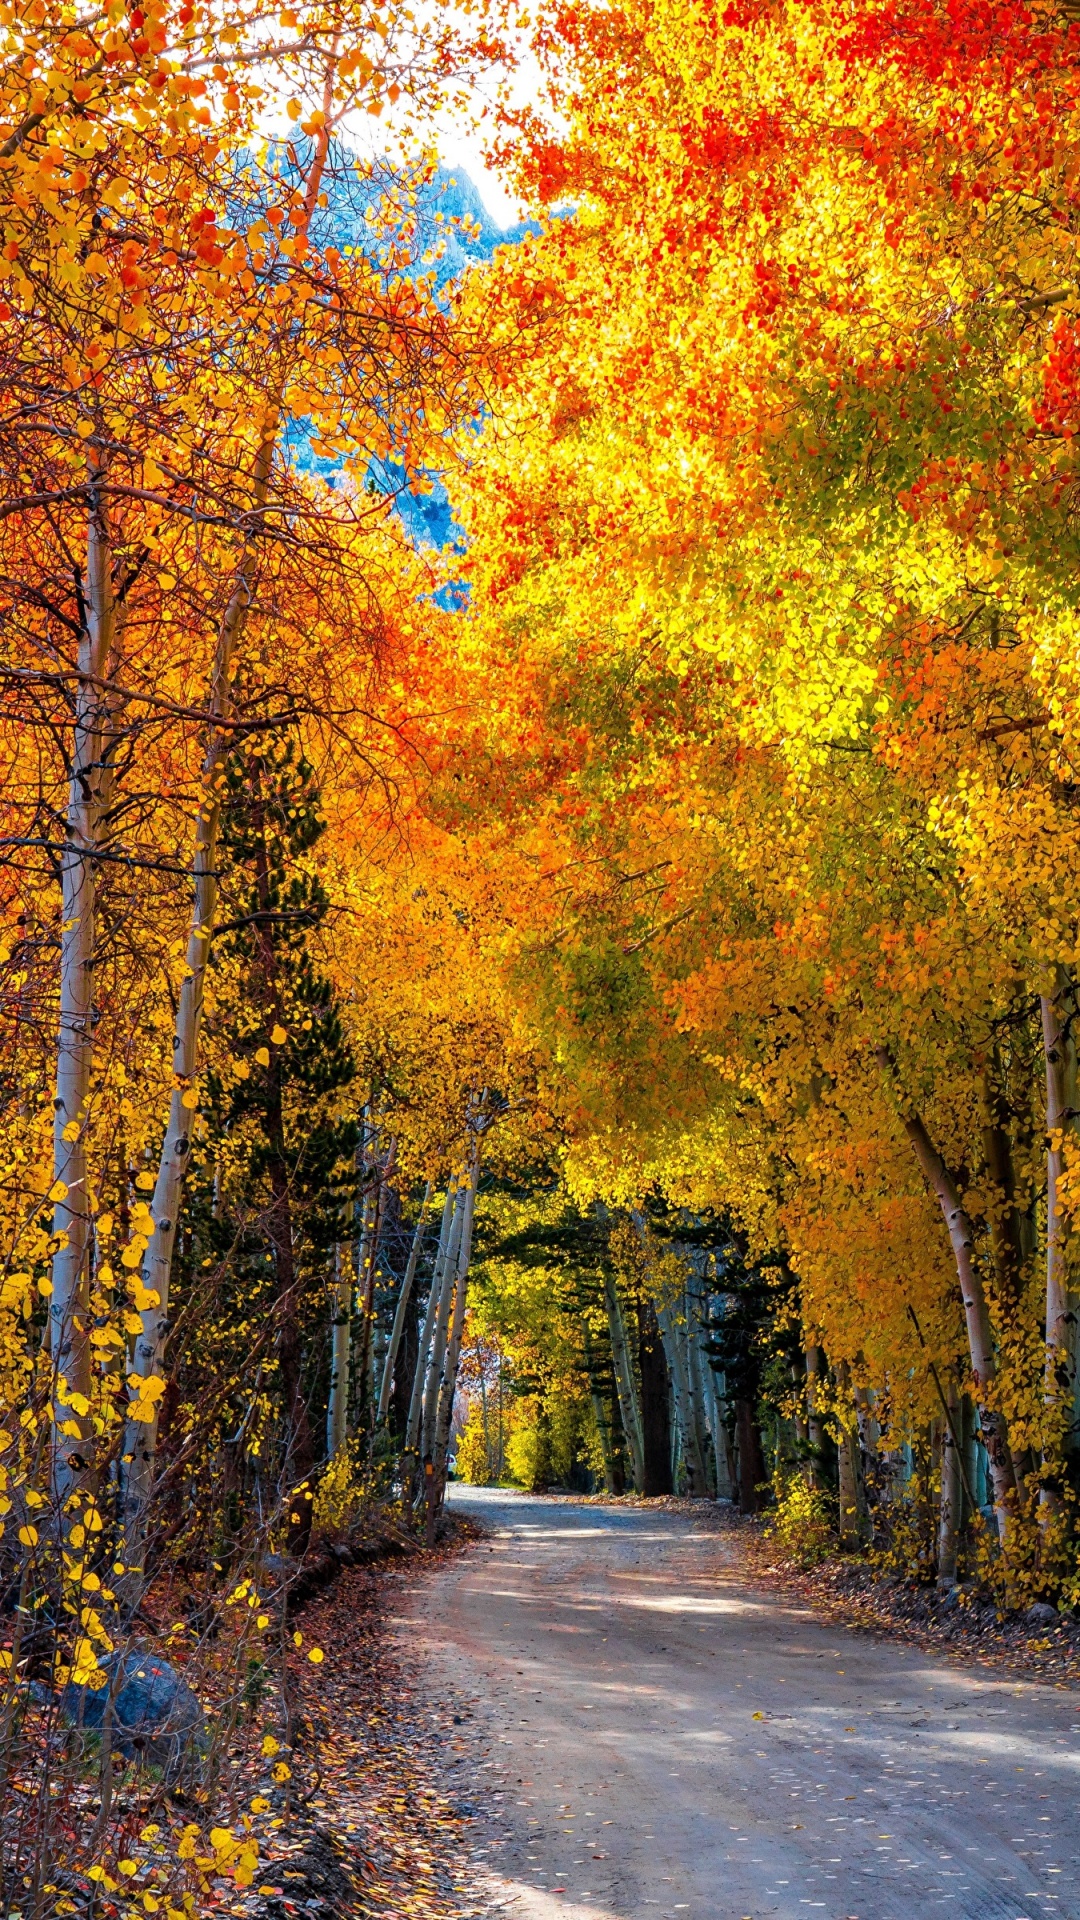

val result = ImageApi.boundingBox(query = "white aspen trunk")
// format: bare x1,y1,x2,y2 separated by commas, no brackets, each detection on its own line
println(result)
603,1273,644,1489
326,1241,351,1460
656,1297,707,1494
377,1181,432,1422
806,1346,826,1481
704,1361,733,1498
1041,972,1080,1507
433,1163,479,1484
877,1050,1016,1538
938,1379,962,1585
405,1182,456,1456
355,1180,377,1412
685,1290,717,1494
119,111,337,1579
50,460,115,1505
679,1292,711,1493
422,1184,466,1461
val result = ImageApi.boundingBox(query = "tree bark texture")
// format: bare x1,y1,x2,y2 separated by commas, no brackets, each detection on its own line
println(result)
50,459,115,1507
421,1184,466,1463
406,1182,457,1457
378,1182,432,1422
656,1296,708,1495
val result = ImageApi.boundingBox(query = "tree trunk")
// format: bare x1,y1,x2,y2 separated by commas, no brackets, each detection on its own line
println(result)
805,1345,826,1483
267,1134,314,1557
835,1360,868,1548
604,1274,644,1490
119,118,336,1582
735,1399,766,1512
421,1184,466,1463
119,416,277,1580
50,460,115,1508
961,1393,980,1528
657,1297,708,1495
938,1380,963,1585
1041,971,1080,1508
704,1362,734,1499
978,1051,1027,1323
877,1048,1016,1539
326,1240,351,1460
405,1181,457,1458
432,1163,479,1502
378,1182,432,1422
637,1295,673,1496
353,1174,379,1433
685,1296,716,1494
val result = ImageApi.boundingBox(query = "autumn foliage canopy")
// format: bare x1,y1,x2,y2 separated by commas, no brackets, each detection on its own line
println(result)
5,0,1080,1898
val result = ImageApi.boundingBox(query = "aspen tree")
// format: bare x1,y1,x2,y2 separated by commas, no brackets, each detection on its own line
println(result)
378,1180,432,1422
48,458,116,1506
406,1181,458,1459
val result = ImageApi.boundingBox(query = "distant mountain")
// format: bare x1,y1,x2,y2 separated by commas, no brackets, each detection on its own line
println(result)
283,150,533,554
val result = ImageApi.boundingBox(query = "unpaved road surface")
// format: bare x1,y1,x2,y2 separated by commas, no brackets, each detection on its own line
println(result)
396,1488,1080,1920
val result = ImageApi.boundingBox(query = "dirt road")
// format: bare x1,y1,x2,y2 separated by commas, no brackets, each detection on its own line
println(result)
396,1488,1080,1920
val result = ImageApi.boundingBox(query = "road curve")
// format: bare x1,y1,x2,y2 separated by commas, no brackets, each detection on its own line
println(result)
396,1487,1080,1920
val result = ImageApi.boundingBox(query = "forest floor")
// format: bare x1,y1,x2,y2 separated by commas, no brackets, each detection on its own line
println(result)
241,1491,1080,1920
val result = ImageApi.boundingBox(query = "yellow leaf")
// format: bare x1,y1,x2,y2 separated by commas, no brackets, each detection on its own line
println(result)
18,1526,38,1547
126,1372,166,1402
254,1046,270,1067
307,1647,324,1664
270,1025,287,1045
